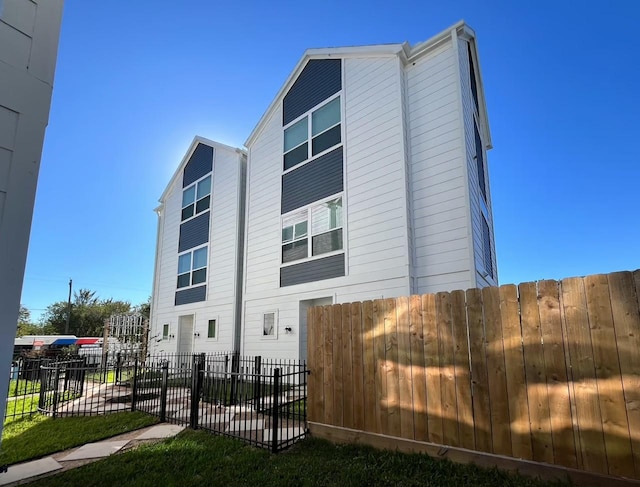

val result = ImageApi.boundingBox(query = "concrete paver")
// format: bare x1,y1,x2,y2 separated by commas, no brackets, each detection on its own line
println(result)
0,457,62,486
58,440,129,461
225,419,263,432
135,424,185,440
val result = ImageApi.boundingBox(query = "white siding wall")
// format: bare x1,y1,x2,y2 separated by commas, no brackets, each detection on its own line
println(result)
406,38,475,294
241,56,412,359
457,39,498,288
0,0,63,430
150,146,244,354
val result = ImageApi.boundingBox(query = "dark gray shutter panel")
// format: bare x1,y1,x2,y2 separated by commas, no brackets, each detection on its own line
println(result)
280,253,345,287
283,59,341,126
175,285,206,305
281,147,343,214
183,143,213,188
178,212,209,252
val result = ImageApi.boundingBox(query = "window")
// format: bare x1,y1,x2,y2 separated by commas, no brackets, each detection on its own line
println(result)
162,324,169,340
283,96,341,171
177,246,208,288
182,175,211,221
482,216,494,279
207,319,216,339
263,312,276,337
468,44,479,114
474,121,487,201
281,197,343,264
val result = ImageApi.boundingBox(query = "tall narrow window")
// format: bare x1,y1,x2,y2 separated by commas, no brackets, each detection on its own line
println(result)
474,122,487,201
207,319,216,339
263,313,275,337
482,216,493,279
282,211,308,263
162,324,169,340
468,44,479,114
182,175,212,221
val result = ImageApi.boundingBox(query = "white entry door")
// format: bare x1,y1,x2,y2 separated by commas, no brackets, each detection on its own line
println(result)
299,297,333,362
177,315,194,356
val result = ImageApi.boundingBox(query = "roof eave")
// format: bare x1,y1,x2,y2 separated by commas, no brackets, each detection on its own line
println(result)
157,136,246,204
244,44,406,148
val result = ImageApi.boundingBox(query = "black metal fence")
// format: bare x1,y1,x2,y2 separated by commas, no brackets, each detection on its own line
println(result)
4,352,308,452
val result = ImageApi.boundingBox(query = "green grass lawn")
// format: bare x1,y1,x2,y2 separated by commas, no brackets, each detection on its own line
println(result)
3,395,39,425
0,411,158,466
7,379,40,397
29,430,568,487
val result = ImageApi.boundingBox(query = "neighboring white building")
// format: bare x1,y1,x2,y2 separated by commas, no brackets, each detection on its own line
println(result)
0,0,64,435
150,137,247,355
151,21,497,361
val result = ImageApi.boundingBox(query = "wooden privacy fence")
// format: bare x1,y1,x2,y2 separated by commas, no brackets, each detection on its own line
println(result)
307,270,640,480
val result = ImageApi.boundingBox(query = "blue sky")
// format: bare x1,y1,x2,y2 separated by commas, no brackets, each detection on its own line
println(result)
21,1,640,321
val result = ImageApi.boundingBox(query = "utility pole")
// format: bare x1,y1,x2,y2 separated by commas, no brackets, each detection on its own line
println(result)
65,279,72,334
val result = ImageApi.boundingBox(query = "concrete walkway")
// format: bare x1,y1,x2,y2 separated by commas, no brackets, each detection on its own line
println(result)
0,423,185,486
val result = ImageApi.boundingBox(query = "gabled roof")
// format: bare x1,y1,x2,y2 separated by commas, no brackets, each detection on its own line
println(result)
244,20,492,149
157,136,245,208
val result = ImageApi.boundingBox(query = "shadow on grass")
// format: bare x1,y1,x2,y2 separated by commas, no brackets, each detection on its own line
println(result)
0,411,158,466
29,430,569,487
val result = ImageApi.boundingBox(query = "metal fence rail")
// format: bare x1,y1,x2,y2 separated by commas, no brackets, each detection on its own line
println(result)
5,352,308,452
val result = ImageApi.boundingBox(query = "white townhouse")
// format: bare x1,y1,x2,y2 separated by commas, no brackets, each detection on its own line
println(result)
240,21,497,360
150,21,497,361
150,137,246,355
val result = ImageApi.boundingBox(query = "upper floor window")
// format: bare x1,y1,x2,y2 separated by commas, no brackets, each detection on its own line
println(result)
283,96,341,171
474,121,487,202
177,246,207,289
481,215,494,279
468,44,479,115
182,175,211,221
281,196,343,264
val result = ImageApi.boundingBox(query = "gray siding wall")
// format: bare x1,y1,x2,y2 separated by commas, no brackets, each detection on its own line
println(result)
178,211,209,252
183,143,213,187
281,146,343,214
175,285,206,305
280,253,345,287
283,59,341,125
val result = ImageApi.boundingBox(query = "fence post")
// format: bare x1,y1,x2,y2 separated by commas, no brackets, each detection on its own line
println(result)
160,361,169,422
115,352,122,384
78,357,87,397
271,368,280,453
253,356,262,413
52,366,60,419
190,353,205,429
230,351,240,405
38,365,47,411
131,359,139,412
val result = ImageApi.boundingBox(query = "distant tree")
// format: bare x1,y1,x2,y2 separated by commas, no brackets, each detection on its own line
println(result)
133,296,151,318
16,304,55,336
40,289,132,337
